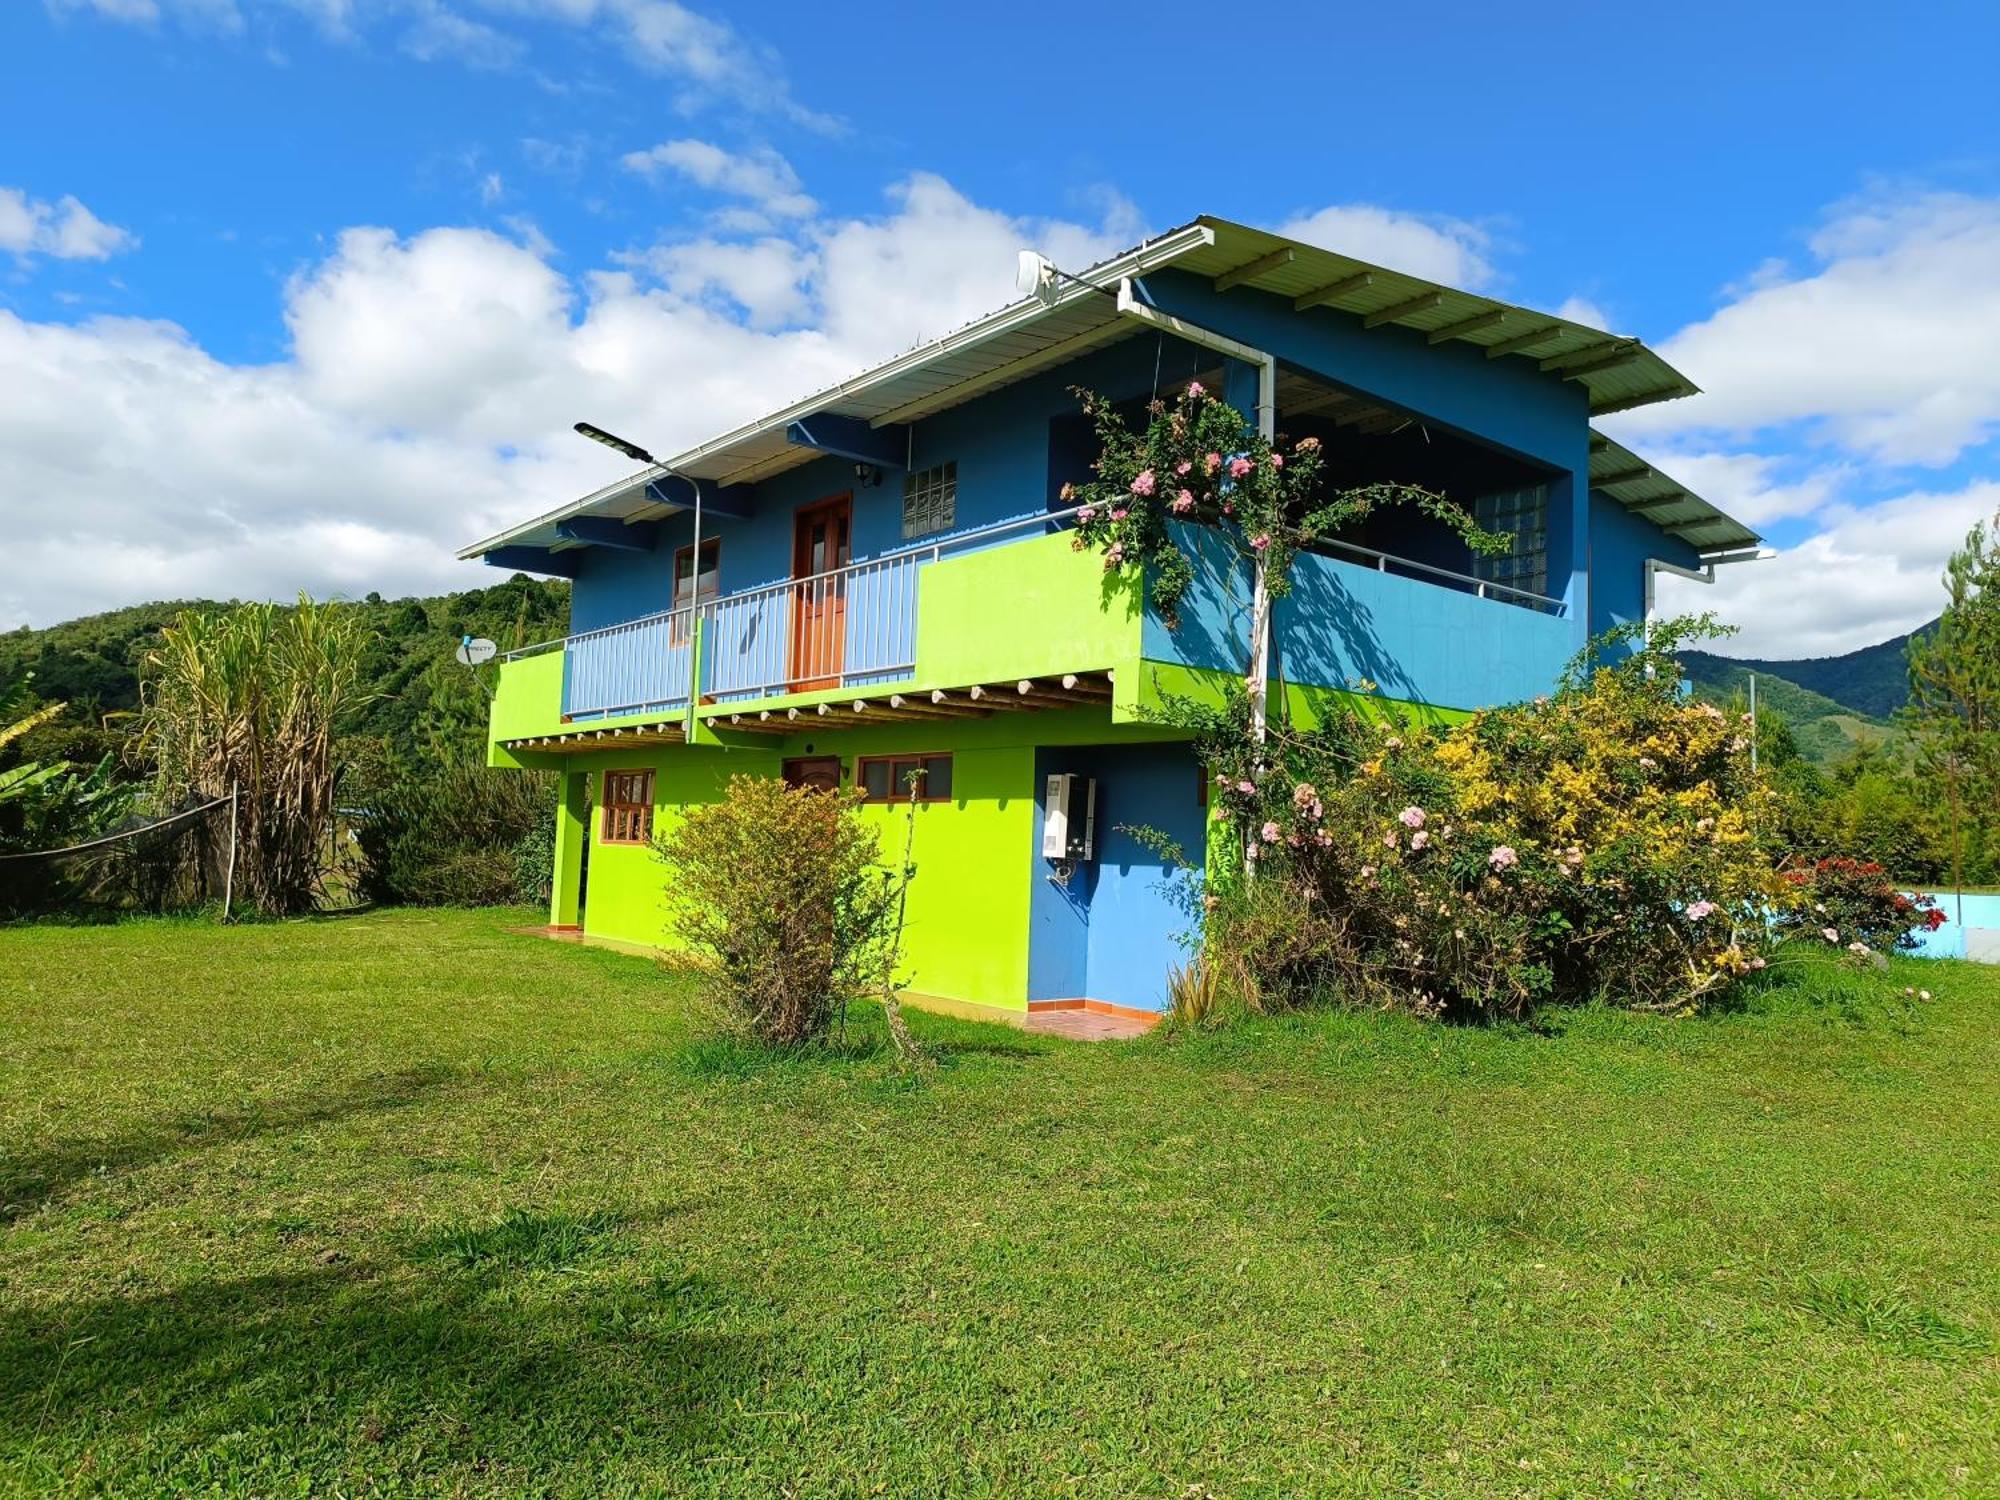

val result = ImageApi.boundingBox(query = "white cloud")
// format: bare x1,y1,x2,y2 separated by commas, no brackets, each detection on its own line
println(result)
0,187,137,262
1273,204,1496,290
1555,295,1612,331
46,0,838,128
400,2,522,67
1633,448,1848,529
0,177,1130,627
1655,482,2000,657
621,139,815,219
1616,189,2000,466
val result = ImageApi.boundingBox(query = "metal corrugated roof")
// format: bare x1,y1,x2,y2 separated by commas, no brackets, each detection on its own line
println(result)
1588,430,1761,554
464,215,1741,560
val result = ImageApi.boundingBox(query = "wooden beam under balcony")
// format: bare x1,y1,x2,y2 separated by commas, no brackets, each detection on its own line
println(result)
1212,246,1294,294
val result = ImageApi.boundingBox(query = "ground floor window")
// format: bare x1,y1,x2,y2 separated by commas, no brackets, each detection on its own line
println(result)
601,768,655,844
858,752,952,803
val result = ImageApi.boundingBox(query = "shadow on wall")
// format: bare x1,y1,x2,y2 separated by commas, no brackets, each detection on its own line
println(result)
1273,557,1426,707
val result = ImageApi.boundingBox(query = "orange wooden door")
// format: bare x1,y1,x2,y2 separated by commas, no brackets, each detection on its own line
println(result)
790,496,850,692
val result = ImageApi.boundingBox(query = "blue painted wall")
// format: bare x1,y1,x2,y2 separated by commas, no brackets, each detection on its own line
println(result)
1587,489,1702,647
1142,521,1574,711
1129,268,1594,646
1027,742,1205,1012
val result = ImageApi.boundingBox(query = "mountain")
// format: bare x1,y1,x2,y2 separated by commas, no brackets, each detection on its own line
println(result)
1680,620,1935,721
0,577,571,771
1677,654,1896,766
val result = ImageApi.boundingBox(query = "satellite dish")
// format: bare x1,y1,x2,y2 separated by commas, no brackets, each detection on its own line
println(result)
455,637,497,666
1016,249,1057,303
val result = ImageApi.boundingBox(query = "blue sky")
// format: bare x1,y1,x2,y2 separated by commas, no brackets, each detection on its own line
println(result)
4,0,1998,654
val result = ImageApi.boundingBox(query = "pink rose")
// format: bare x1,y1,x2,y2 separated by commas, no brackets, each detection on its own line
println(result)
1410,830,1430,851
1398,806,1426,829
1186,380,1205,399
1228,456,1253,479
1175,460,1192,476
1110,508,1128,521
1077,505,1096,523
1821,927,1839,943
1237,779,1255,794
1130,470,1156,497
1261,821,1281,842
1251,533,1271,551
1205,452,1222,474
1270,453,1284,469
1170,492,1195,515
1685,900,1716,920
1488,845,1519,871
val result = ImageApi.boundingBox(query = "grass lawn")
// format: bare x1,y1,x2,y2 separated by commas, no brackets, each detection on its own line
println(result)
2,909,1996,1496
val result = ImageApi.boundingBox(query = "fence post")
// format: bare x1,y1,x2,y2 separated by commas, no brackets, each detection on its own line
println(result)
221,780,239,923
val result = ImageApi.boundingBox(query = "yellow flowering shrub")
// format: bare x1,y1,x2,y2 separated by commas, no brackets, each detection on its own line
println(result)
1187,620,1804,1017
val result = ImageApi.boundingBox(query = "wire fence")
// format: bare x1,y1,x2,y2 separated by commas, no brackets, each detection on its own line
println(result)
0,790,238,920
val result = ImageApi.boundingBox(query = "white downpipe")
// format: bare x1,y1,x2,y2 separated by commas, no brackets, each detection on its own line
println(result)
1113,278,1277,743
686,479,703,736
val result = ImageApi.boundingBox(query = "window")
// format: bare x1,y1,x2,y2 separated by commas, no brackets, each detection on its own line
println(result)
1472,484,1549,602
671,538,720,645
857,753,953,803
601,769,654,844
901,461,956,539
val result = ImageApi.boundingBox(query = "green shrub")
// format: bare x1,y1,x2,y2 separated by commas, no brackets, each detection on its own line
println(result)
357,751,554,907
653,775,906,1047
1184,621,1810,1018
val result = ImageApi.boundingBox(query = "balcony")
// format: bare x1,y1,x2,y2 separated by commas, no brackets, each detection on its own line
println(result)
488,506,1579,760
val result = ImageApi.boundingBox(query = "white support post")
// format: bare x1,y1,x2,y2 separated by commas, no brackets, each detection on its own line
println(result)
222,779,239,923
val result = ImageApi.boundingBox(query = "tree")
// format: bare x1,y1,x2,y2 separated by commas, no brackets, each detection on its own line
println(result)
1904,509,2000,904
137,597,371,915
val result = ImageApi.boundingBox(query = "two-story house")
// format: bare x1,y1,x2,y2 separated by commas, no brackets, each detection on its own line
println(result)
464,216,1759,1024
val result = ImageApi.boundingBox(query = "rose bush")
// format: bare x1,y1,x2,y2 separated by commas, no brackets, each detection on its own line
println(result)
1173,623,1947,1019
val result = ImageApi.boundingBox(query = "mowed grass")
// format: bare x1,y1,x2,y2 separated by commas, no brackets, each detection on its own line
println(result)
1,910,1996,1497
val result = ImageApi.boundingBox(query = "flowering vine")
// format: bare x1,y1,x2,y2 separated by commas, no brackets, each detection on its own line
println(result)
1062,382,1511,628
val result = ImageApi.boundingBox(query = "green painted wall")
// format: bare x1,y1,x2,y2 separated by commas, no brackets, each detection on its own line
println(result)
488,650,565,766
551,770,587,926
916,530,1141,687
564,709,1191,1013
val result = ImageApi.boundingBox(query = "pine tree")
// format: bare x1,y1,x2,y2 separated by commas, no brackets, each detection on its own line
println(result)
1904,510,2000,905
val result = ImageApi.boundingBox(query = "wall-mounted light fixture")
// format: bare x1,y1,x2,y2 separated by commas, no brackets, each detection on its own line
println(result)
852,461,883,488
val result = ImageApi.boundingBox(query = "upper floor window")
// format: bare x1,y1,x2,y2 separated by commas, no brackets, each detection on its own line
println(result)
1472,484,1549,602
674,538,720,612
671,538,719,645
902,462,957,539
601,769,655,844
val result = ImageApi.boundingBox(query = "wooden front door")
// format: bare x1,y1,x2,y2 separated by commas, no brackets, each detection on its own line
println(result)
782,756,843,793
790,495,851,692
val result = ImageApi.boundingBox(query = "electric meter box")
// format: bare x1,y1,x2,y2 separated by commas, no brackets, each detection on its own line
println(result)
1042,773,1097,861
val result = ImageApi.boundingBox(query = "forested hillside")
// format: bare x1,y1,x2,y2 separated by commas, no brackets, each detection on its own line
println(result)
0,576,570,773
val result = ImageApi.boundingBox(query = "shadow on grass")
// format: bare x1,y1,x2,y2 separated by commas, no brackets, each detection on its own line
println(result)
0,1065,457,1224
0,1256,765,1483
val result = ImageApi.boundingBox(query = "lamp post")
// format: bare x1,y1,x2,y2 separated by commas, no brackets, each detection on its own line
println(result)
573,422,702,734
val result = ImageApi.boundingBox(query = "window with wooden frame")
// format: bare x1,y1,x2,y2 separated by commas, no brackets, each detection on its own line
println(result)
670,538,720,645
600,769,655,844
857,752,953,803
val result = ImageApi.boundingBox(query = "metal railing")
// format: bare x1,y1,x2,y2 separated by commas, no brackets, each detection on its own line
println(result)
1307,535,1567,614
513,501,1565,720
560,605,697,721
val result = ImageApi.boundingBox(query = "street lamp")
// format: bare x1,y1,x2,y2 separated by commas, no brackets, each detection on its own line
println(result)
573,421,702,733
